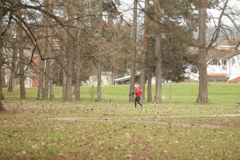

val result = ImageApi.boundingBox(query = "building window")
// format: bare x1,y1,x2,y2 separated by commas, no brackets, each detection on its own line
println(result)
222,60,227,65
231,58,235,64
212,59,218,65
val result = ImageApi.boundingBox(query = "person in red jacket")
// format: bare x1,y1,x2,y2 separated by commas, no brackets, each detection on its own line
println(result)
129,85,144,108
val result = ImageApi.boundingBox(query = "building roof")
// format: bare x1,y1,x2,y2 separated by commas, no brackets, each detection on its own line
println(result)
184,77,198,82
216,39,239,47
114,75,131,82
208,73,227,79
188,39,240,61
228,76,240,83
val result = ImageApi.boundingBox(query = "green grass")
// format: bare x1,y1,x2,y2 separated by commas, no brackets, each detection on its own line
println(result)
2,83,240,103
1,83,240,159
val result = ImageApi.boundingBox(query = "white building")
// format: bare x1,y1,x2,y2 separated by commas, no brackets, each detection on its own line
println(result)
188,39,240,83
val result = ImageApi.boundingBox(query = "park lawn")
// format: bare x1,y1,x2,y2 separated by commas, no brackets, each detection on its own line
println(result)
1,107,240,159
2,83,240,103
1,83,240,159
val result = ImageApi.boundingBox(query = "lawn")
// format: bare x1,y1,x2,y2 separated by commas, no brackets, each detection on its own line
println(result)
1,83,240,159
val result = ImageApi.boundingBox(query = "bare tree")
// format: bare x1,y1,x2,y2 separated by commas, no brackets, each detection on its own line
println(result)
139,0,149,102
8,41,17,92
196,0,208,103
65,0,75,101
153,0,162,103
74,1,84,101
97,0,103,101
17,8,26,100
196,0,229,103
129,0,138,102
0,0,5,111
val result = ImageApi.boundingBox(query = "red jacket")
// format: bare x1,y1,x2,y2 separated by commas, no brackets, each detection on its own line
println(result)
134,88,143,97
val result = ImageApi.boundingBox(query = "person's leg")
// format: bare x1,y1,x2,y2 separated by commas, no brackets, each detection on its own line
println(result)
135,97,137,108
136,96,143,107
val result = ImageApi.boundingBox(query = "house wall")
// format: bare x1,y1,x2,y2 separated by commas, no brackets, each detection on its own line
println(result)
85,75,113,86
207,55,240,81
228,55,240,80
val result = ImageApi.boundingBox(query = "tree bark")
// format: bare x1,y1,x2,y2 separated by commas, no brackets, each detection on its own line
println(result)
49,61,54,101
43,60,49,100
62,6,67,101
62,56,67,101
147,66,152,102
8,43,17,92
74,1,83,101
64,0,74,101
97,0,103,101
48,0,54,101
196,0,209,103
36,61,44,100
75,57,81,101
65,56,73,101
129,0,138,102
0,1,5,111
139,0,149,103
37,5,48,100
18,20,26,100
153,0,162,103
147,38,154,102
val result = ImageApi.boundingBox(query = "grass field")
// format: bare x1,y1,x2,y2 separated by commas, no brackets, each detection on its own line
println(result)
1,83,240,159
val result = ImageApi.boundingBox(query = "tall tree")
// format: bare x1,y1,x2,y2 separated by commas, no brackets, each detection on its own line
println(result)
139,0,149,102
0,0,5,111
17,8,26,100
97,0,103,101
74,0,84,101
65,0,75,101
147,37,155,102
129,0,138,102
196,0,208,103
62,6,67,101
195,0,228,103
153,0,162,103
8,41,17,92
48,0,54,101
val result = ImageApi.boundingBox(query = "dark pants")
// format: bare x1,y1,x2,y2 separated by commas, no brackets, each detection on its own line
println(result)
135,96,143,107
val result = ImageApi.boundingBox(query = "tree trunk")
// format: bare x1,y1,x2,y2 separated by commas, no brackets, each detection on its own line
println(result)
36,61,44,100
49,61,54,101
111,66,115,85
17,7,26,100
153,0,162,103
65,56,73,101
65,0,74,101
97,0,103,101
43,60,49,100
196,0,209,103
97,58,102,101
8,44,17,92
19,45,26,99
62,57,67,101
37,5,48,100
129,0,138,102
139,0,149,103
147,66,152,102
74,12,82,101
147,38,154,102
18,19,26,100
75,58,81,101
0,1,5,111
47,0,54,101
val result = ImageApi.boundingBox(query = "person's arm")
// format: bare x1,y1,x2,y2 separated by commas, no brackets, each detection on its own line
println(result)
129,92,134,96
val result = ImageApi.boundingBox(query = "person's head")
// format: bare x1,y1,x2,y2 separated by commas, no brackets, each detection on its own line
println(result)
134,85,137,88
